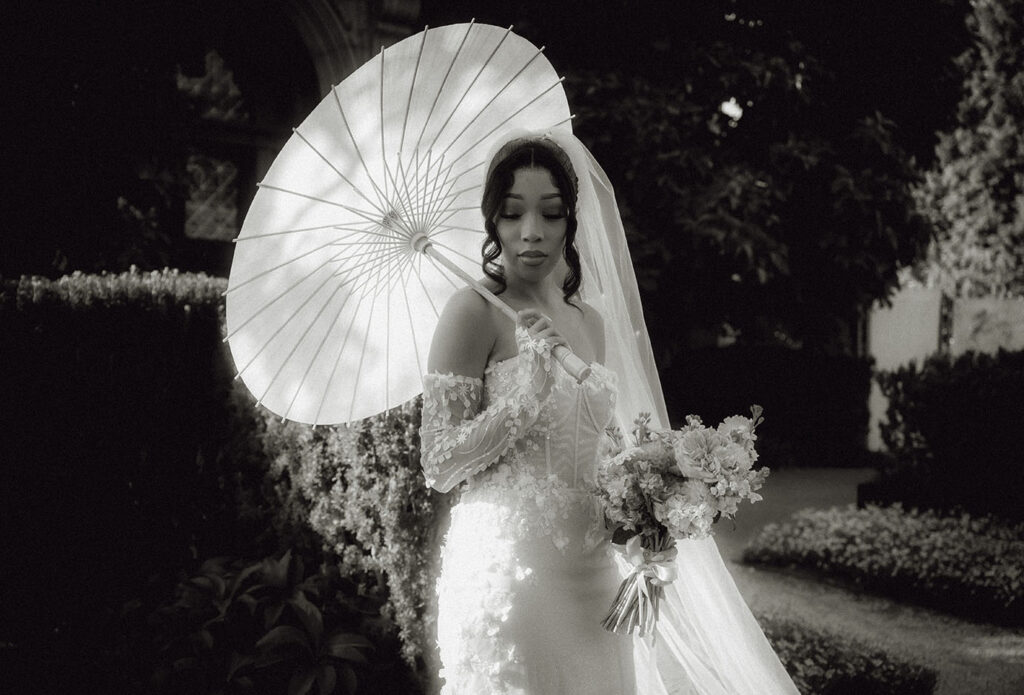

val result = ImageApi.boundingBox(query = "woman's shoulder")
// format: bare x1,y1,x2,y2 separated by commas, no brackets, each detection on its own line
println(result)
443,285,494,319
427,287,500,376
576,298,604,336
576,298,606,362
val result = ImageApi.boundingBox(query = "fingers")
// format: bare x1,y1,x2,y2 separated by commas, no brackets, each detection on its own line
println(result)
516,309,565,347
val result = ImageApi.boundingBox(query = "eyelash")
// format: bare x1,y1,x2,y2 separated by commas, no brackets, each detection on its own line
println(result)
499,213,566,220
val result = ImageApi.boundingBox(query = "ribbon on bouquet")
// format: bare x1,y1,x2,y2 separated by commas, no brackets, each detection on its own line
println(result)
602,535,678,636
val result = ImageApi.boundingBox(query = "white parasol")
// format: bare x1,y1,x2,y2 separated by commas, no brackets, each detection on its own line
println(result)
225,22,588,425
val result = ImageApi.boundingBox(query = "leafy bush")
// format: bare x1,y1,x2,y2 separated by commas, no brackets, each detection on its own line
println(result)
0,270,340,692
264,402,445,674
744,504,1024,625
759,613,937,695
874,348,1024,519
662,343,873,467
122,547,418,695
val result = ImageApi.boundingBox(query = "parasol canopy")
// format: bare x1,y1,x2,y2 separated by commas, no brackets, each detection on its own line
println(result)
225,22,575,425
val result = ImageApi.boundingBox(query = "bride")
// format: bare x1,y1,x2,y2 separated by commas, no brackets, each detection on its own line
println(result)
419,132,798,694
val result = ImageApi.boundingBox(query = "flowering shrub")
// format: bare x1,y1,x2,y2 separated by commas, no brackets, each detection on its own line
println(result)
759,613,937,695
744,504,1024,625
263,401,445,672
12,266,227,310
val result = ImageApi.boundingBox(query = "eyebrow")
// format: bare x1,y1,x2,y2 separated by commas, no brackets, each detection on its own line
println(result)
504,193,563,200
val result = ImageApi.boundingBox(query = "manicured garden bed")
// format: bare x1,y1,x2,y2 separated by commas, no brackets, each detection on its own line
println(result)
744,503,1024,626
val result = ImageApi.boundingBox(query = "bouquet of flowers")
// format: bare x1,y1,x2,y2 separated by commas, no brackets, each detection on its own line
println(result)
594,406,768,636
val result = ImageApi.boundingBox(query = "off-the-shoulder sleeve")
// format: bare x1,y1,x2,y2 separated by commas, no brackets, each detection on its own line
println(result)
419,328,554,493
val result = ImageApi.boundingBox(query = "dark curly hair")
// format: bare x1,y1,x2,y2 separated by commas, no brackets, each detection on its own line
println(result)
480,137,581,307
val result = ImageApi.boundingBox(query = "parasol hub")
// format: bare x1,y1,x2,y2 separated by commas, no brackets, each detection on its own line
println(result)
410,232,433,254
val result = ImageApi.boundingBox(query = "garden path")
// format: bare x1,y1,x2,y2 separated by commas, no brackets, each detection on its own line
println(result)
713,467,1024,695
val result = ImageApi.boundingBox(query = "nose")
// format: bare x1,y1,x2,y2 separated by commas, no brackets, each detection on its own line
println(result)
521,212,543,242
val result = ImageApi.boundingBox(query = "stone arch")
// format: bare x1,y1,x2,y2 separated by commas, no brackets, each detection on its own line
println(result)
282,0,422,94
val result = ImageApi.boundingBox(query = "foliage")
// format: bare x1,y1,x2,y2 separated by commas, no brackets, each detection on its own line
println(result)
129,547,418,695
874,348,1024,520
759,612,938,695
264,403,445,673
744,504,1024,625
0,270,308,688
661,343,873,467
566,40,931,358
915,0,1024,297
10,266,227,308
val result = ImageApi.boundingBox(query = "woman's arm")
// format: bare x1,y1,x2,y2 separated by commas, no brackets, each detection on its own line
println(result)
427,287,496,379
419,289,558,493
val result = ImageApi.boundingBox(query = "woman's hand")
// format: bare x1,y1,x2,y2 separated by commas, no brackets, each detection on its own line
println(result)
516,309,564,398
516,308,567,350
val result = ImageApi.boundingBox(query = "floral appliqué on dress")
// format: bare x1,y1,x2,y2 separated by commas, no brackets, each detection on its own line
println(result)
421,328,619,694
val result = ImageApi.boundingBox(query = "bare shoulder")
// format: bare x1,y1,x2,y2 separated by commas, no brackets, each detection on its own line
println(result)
578,300,606,363
426,287,498,378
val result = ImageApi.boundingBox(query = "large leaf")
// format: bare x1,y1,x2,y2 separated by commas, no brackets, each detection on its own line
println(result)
257,624,313,656
323,632,371,663
226,651,254,681
288,666,318,695
316,664,337,695
289,592,323,643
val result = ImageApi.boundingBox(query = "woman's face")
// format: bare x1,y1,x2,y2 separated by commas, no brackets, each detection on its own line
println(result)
494,166,568,284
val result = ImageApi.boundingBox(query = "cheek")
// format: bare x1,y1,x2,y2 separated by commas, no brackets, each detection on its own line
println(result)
495,222,517,250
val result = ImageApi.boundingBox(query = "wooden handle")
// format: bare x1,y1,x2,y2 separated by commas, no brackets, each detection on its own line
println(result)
419,242,592,383
553,344,592,382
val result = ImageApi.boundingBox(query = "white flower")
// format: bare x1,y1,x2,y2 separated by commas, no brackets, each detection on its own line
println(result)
718,414,756,446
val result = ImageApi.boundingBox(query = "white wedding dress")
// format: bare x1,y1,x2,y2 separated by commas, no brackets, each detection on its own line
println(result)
420,130,800,695
421,329,634,694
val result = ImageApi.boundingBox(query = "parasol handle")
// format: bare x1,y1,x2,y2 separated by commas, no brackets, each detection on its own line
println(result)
417,240,592,382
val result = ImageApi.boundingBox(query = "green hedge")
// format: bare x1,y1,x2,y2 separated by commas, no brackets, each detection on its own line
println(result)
0,270,323,691
662,344,874,467
759,614,937,695
0,270,434,693
743,504,1024,625
872,349,1024,520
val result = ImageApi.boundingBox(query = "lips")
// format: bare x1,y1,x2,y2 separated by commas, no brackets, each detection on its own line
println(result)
518,251,547,258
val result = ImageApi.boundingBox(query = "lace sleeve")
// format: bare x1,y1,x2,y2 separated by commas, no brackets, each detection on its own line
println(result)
420,327,554,493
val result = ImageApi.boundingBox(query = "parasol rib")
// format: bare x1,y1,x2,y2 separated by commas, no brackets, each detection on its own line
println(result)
226,238,341,296
225,246,352,344
424,253,462,292
256,183,395,229
260,276,354,411
232,236,404,356
411,255,443,319
447,79,568,170
424,160,484,227
332,86,389,210
433,223,486,236
313,290,369,424
421,171,465,232
399,270,425,377
379,45,389,204
399,26,429,154
345,239,410,420
281,287,350,421
431,239,490,272
292,128,387,218
439,46,548,161
413,20,474,154
241,260,353,387
425,25,514,155
234,222,367,242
